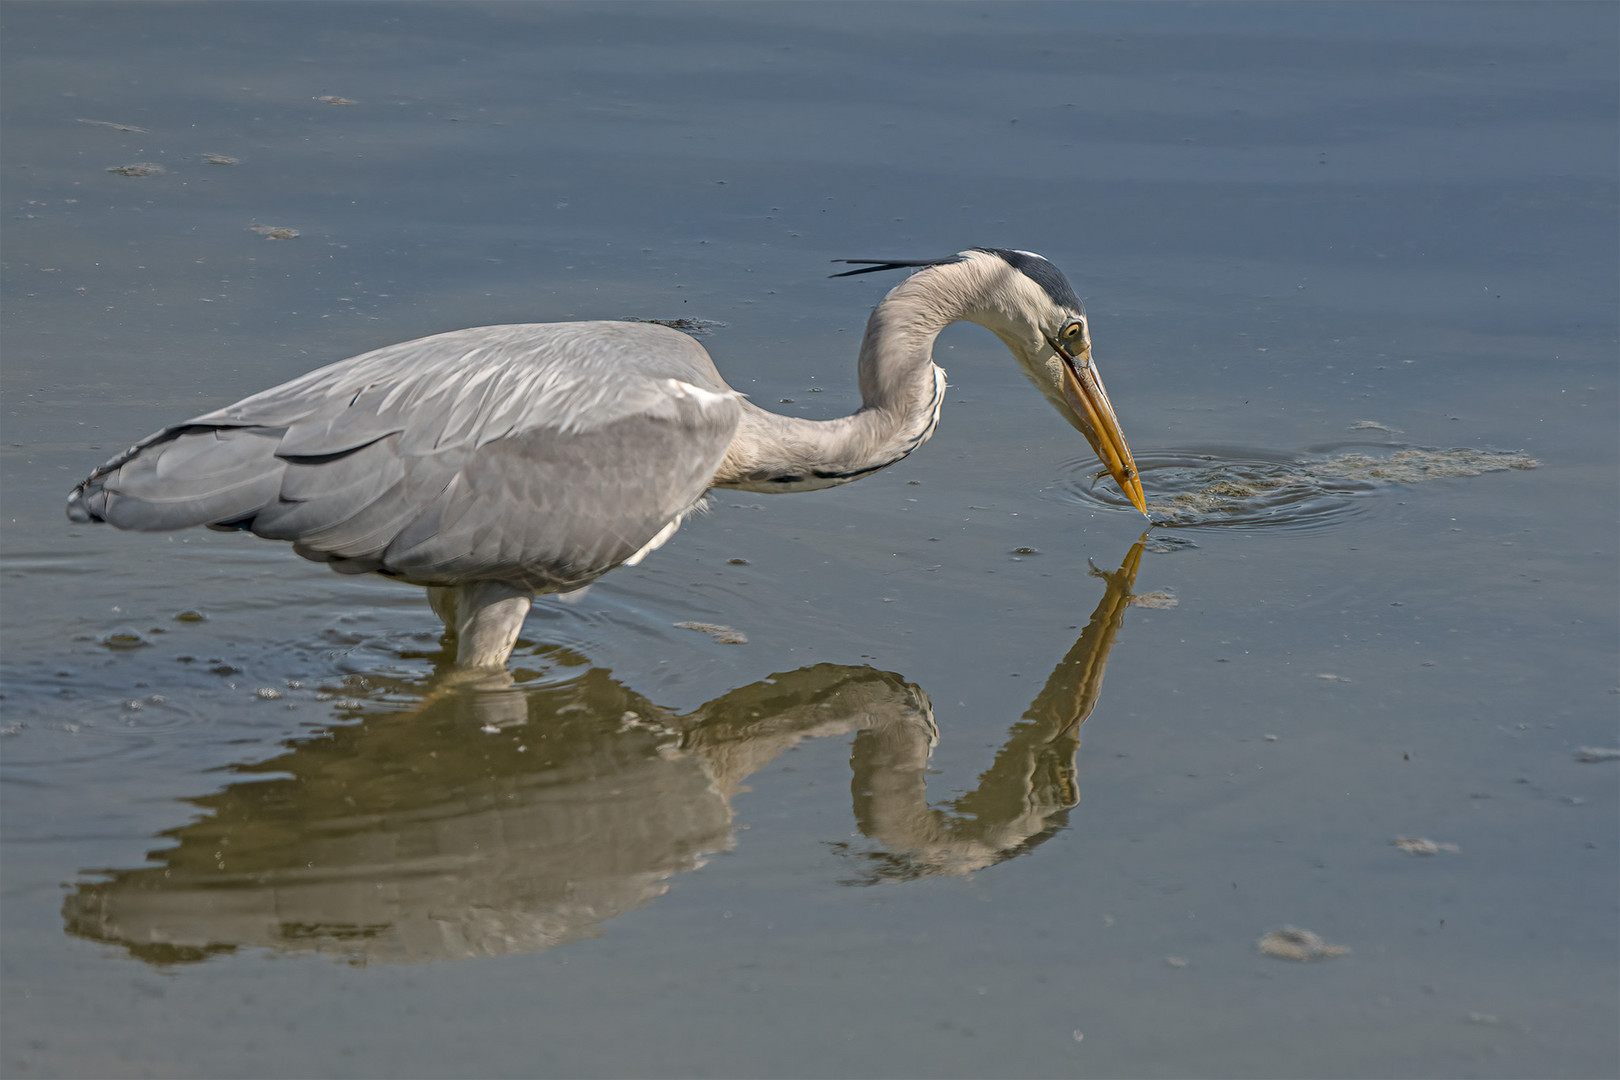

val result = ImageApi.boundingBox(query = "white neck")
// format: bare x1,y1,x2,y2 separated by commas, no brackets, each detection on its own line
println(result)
712,273,959,493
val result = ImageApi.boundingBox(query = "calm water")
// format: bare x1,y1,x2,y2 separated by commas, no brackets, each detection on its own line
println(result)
3,4,1616,1077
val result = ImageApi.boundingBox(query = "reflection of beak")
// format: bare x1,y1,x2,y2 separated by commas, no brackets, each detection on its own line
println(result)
1047,336,1147,515
1036,533,1148,743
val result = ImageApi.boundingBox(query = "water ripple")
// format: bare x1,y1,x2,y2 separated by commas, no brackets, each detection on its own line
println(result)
1052,444,1537,533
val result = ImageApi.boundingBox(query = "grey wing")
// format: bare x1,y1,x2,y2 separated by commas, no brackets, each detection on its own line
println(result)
68,322,743,590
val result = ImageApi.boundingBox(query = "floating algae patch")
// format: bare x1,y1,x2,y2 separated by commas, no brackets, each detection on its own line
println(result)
1394,835,1461,856
1053,446,1537,531
620,316,728,337
674,621,748,645
249,224,300,240
1313,448,1537,484
1257,926,1350,962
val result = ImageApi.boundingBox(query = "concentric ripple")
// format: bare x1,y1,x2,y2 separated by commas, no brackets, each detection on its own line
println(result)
1052,445,1538,532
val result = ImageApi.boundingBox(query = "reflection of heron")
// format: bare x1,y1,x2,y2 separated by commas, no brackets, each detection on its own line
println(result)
62,539,1149,967
841,537,1145,881
68,249,1145,667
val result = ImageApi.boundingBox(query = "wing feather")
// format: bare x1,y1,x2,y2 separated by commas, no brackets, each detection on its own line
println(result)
68,322,743,591
249,437,410,541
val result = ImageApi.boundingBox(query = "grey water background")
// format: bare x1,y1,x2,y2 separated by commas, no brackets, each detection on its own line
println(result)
2,3,1615,1077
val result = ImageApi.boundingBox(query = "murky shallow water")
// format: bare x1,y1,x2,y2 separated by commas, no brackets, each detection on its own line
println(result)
3,4,1616,1078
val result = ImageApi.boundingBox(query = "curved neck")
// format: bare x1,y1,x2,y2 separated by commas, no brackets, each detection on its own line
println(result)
713,281,954,493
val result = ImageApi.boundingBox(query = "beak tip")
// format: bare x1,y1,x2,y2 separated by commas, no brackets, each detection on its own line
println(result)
1125,479,1148,517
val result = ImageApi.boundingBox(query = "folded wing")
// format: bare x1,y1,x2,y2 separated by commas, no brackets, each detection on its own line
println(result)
68,322,743,591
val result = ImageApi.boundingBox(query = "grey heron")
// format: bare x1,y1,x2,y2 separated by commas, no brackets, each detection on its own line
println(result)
67,248,1146,668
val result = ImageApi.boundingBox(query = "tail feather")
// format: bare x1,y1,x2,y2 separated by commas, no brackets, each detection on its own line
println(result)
68,427,287,532
67,422,439,577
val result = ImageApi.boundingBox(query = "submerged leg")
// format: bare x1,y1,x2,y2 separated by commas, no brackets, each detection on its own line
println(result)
425,581,533,668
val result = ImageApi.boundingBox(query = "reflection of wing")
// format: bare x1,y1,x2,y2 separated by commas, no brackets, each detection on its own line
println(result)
58,663,931,967
67,323,741,590
62,671,731,966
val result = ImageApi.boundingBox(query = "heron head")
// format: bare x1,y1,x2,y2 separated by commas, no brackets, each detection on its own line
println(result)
958,249,1148,516
831,248,1147,515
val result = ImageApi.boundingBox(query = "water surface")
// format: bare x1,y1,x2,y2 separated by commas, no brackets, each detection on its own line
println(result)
3,4,1615,1077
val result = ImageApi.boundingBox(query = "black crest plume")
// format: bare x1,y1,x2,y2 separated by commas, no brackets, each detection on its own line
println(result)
828,256,966,279
829,248,1083,311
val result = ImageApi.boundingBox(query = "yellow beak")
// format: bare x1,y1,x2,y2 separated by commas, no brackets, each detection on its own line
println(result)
1051,340,1147,515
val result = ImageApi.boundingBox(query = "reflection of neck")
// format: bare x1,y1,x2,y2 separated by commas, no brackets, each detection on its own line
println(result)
845,538,1144,879
681,665,935,800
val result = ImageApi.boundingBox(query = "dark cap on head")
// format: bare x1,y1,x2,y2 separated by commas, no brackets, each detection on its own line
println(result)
831,247,1083,313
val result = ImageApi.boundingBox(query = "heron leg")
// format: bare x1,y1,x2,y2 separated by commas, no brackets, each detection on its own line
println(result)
426,581,533,668
426,585,458,630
